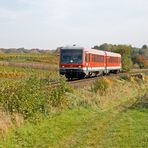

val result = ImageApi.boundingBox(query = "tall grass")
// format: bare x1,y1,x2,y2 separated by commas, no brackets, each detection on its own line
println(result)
73,76,148,111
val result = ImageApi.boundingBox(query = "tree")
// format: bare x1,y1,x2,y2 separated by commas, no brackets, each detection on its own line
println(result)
136,55,148,68
139,48,148,57
131,48,140,64
114,45,133,72
93,43,114,51
142,45,148,49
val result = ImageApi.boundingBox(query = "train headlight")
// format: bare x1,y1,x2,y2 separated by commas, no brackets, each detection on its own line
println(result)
78,66,82,68
62,66,65,68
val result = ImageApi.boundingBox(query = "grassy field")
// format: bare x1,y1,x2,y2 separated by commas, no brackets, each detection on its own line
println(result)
0,95,147,148
0,52,59,71
0,52,148,147
0,52,58,64
0,52,60,80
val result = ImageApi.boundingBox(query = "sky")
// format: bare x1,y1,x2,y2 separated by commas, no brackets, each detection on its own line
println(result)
0,0,148,49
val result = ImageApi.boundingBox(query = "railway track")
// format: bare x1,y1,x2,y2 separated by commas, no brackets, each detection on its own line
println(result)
51,69,148,88
50,77,98,88
68,73,125,88
68,77,97,88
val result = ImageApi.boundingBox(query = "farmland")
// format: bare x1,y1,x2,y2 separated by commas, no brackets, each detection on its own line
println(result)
0,51,148,147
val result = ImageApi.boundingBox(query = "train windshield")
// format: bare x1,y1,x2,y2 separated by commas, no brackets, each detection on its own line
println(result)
61,49,83,64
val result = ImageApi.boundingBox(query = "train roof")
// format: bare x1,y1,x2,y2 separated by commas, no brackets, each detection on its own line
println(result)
61,46,84,50
105,51,121,57
84,48,105,56
61,46,121,57
87,48,121,57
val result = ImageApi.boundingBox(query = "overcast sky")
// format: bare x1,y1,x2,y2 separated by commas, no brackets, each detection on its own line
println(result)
0,0,148,49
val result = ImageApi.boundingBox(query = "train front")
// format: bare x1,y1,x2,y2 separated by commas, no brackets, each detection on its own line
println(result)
59,46,85,80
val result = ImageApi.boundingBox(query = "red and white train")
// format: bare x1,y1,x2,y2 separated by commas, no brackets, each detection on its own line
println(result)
59,46,121,79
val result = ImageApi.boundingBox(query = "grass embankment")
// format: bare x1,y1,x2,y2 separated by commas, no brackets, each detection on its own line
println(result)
0,76,148,148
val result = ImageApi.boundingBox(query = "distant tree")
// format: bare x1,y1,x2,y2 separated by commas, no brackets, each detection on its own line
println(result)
114,45,132,55
142,44,148,49
93,43,114,51
114,45,133,72
93,45,100,50
99,43,111,51
131,47,140,64
139,47,148,56
30,48,39,53
129,45,148,68
17,48,25,53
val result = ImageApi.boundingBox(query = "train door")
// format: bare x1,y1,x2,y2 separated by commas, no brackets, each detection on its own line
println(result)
85,52,89,75
105,52,108,74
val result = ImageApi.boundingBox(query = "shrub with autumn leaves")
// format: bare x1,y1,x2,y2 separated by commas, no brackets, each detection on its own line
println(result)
136,55,148,68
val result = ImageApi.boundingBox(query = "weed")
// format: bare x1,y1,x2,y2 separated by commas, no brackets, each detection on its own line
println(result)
120,74,129,80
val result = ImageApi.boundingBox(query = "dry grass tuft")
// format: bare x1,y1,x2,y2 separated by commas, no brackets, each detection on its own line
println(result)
0,111,23,136
0,112,12,135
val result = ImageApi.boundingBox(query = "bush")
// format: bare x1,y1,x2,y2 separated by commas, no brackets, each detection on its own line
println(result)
0,76,73,119
0,80,21,112
114,45,133,72
50,76,73,107
0,77,50,119
91,77,110,95
121,55,133,72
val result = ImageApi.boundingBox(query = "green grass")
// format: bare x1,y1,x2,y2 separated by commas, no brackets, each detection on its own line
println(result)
0,105,148,148
0,107,101,148
100,109,148,148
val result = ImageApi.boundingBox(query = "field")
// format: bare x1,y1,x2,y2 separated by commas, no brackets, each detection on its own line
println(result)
0,52,148,148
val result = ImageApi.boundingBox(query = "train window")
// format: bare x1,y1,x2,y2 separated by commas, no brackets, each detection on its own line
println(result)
92,54,95,62
119,57,121,63
61,49,83,64
92,54,104,62
99,56,104,62
108,57,118,63
94,55,96,62
85,53,90,62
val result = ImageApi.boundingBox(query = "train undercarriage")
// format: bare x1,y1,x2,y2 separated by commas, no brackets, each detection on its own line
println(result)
60,68,121,80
